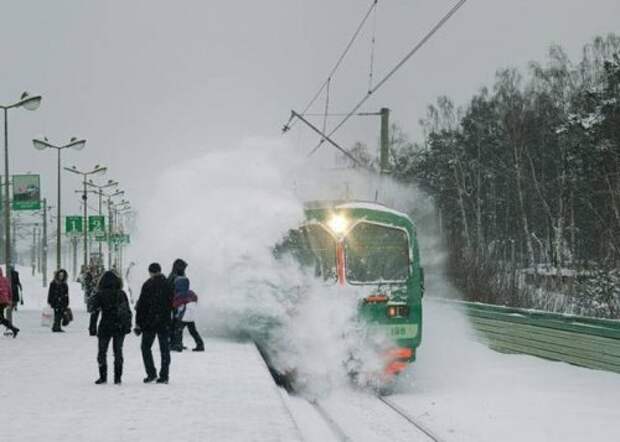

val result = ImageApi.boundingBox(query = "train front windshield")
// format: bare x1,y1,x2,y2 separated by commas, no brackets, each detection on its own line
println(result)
344,222,410,284
280,224,337,281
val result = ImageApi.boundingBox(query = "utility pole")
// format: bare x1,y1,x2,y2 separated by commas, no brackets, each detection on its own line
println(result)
11,217,17,265
33,137,86,271
72,236,78,280
36,227,41,274
42,198,48,287
31,226,36,276
86,180,117,260
108,200,113,269
82,180,88,268
380,107,390,174
64,165,106,270
2,92,43,296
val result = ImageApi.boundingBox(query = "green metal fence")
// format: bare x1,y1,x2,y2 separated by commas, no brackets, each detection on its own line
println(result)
439,299,620,374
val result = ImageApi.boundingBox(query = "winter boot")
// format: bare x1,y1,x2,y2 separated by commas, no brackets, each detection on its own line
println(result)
114,365,123,385
12,327,19,338
192,346,204,352
143,375,157,384
95,366,107,385
156,377,169,384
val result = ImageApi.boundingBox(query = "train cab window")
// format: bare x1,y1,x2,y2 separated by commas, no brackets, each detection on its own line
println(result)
345,223,410,283
276,225,337,281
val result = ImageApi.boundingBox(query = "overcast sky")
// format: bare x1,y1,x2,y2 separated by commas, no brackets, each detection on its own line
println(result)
1,0,619,215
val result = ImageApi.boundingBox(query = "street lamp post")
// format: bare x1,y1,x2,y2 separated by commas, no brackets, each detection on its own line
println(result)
87,179,118,257
1,92,42,285
33,137,86,271
104,191,125,269
42,198,48,287
115,206,132,274
64,165,107,269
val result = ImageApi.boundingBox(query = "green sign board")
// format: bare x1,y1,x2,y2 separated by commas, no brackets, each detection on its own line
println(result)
12,175,41,210
66,216,83,233
88,216,106,233
110,233,130,244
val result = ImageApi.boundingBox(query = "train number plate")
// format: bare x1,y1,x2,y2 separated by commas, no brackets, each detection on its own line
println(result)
372,324,418,339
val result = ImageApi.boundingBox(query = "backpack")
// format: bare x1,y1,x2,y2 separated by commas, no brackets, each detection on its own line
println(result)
116,291,132,334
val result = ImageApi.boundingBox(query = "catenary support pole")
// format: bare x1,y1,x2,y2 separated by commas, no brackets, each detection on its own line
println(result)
380,107,390,174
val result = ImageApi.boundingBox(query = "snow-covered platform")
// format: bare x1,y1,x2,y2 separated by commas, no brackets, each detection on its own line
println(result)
0,311,301,442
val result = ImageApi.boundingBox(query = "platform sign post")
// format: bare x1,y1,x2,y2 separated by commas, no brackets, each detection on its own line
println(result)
12,174,41,210
65,216,83,234
88,216,105,234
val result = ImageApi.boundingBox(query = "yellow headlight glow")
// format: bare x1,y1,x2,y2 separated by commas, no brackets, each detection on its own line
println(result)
328,215,348,234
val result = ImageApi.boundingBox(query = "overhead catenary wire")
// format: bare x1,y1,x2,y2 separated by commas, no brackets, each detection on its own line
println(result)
307,0,468,158
368,1,379,93
283,0,379,132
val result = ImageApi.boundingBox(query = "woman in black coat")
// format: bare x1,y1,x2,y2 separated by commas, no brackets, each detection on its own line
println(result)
89,271,132,385
47,269,69,332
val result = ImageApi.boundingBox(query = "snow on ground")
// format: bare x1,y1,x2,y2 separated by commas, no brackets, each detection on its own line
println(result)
388,300,620,442
1,270,301,442
4,267,620,441
271,297,620,442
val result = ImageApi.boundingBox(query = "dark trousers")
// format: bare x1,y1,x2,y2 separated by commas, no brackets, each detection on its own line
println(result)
141,330,171,380
52,307,64,331
98,334,125,380
0,305,17,332
181,322,204,349
170,319,184,350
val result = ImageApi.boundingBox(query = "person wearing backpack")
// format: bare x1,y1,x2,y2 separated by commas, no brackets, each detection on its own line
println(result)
173,276,204,352
89,270,132,385
135,263,174,384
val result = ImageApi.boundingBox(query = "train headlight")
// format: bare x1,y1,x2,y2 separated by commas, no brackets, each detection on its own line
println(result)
328,215,348,234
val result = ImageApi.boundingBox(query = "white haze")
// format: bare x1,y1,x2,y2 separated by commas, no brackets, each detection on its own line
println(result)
130,138,461,397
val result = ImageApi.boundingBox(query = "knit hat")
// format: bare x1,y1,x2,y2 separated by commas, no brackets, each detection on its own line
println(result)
148,263,162,273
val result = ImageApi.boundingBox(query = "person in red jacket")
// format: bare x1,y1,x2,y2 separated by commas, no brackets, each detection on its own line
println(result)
0,267,19,337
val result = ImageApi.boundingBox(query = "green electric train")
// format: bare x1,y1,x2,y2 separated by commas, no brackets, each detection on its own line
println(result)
278,200,424,379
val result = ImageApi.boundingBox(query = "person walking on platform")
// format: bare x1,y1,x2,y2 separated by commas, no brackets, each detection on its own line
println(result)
173,276,204,352
167,258,187,351
0,268,19,337
89,271,132,385
48,269,69,332
135,263,174,384
10,266,22,311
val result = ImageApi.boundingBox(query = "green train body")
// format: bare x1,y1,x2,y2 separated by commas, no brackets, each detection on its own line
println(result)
280,200,424,377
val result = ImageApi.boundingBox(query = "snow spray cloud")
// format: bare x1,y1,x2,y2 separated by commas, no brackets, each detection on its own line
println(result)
130,140,449,396
131,137,305,334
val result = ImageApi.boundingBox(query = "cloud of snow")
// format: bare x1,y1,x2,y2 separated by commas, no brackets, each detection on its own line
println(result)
128,139,466,397
127,139,378,394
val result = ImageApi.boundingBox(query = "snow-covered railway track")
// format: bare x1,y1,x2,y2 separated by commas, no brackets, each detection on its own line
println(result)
377,395,443,442
309,399,353,442
303,393,441,442
255,342,441,441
